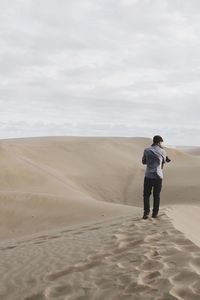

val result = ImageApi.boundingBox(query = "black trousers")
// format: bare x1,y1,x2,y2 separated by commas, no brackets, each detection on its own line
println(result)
143,177,162,215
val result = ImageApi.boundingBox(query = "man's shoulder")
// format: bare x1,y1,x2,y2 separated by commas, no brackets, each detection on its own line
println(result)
144,146,152,152
160,148,166,155
156,147,166,158
144,145,166,156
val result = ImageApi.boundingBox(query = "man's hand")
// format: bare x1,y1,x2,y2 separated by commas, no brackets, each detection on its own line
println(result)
142,156,146,165
166,156,171,162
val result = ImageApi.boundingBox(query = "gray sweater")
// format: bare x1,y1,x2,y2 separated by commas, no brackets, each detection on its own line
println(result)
142,145,166,179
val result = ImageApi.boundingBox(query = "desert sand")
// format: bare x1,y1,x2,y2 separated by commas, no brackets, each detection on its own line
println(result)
0,136,200,300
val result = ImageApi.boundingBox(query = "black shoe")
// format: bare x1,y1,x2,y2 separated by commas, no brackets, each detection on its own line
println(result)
152,214,158,218
142,214,149,219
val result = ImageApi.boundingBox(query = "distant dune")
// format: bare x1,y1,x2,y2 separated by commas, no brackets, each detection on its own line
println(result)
177,145,200,156
1,136,200,238
1,136,200,300
0,136,147,239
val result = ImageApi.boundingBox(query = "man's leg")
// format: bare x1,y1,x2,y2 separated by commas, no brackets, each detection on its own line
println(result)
152,178,162,217
143,177,152,217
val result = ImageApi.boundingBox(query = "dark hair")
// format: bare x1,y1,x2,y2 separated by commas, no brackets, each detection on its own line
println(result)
153,135,163,144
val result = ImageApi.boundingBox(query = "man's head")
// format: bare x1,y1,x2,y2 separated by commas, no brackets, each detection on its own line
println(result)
153,135,164,146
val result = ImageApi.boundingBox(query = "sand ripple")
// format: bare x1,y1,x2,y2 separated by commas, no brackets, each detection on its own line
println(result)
0,211,200,299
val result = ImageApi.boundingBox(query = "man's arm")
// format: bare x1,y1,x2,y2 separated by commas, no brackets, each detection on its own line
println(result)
161,150,166,169
142,151,146,165
162,158,165,169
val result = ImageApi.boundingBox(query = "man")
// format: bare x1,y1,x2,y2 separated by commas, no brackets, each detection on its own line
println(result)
142,135,170,219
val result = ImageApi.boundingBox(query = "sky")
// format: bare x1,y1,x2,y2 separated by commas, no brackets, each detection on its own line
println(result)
0,0,200,146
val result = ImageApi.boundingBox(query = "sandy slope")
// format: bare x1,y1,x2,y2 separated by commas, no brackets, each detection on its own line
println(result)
0,136,147,239
0,136,200,300
1,209,200,300
166,205,200,248
1,136,200,239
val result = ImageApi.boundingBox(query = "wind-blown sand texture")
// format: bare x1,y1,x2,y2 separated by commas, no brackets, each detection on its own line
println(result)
0,136,200,299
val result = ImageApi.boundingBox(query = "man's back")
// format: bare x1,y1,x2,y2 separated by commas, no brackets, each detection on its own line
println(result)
142,145,166,179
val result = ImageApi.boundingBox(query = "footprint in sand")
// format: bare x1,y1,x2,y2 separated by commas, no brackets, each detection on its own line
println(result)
170,286,200,300
171,269,200,285
22,293,45,300
140,259,163,271
191,280,200,294
140,270,162,285
45,284,88,300
42,212,200,300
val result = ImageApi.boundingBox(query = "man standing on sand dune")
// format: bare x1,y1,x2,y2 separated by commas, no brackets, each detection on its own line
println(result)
142,135,170,219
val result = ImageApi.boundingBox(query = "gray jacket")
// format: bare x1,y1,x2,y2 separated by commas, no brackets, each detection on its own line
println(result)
142,145,166,179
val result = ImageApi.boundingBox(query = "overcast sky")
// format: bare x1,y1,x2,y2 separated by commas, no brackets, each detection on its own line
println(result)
0,0,200,145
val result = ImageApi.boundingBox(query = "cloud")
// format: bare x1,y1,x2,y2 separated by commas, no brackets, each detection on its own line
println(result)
0,0,200,145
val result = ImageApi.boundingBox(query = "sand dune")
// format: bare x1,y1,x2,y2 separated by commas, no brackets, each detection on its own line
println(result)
0,136,147,239
177,146,200,156
1,209,200,300
1,136,200,239
0,136,200,299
